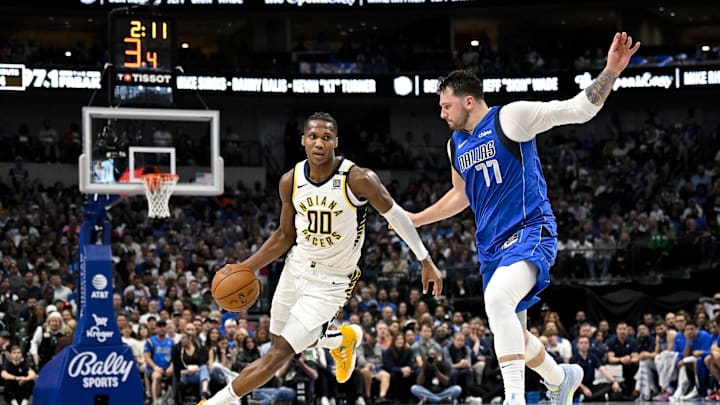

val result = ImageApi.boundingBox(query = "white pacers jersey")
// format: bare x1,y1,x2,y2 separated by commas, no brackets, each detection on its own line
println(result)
289,158,367,270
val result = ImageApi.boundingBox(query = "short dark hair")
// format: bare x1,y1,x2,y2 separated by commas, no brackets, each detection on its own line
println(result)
437,70,484,100
304,112,338,133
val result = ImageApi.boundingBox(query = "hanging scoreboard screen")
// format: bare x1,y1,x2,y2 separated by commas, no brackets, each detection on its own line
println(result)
110,9,175,106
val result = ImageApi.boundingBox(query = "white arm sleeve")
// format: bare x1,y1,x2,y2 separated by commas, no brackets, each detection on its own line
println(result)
381,202,429,261
499,90,602,142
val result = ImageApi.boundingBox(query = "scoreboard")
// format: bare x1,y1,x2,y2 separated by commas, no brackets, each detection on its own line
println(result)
109,8,175,106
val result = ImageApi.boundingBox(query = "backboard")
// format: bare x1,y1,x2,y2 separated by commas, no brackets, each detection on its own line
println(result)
79,107,223,196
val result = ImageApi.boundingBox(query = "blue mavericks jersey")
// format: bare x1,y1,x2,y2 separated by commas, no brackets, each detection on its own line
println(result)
145,335,174,369
451,106,556,262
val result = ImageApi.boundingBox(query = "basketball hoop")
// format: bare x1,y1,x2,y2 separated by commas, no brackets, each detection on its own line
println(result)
142,173,179,218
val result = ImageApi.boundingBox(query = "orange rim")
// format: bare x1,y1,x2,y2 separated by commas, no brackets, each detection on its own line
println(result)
142,173,179,192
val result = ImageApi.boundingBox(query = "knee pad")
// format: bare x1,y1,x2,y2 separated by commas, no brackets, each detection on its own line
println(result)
524,333,544,366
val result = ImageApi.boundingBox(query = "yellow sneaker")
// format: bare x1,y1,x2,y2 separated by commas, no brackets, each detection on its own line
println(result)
196,400,206,405
330,324,363,383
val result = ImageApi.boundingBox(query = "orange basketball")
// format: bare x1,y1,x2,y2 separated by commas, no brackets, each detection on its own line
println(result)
211,264,260,312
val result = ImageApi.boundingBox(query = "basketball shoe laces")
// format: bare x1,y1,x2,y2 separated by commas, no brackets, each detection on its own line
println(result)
336,345,349,369
544,383,560,403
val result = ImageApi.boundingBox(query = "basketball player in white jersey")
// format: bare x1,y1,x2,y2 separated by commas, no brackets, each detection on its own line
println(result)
201,112,443,405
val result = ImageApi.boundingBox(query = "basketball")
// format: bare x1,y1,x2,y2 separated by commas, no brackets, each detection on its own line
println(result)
211,264,260,312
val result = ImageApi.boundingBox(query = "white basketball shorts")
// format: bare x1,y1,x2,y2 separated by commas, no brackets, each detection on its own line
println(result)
270,257,361,352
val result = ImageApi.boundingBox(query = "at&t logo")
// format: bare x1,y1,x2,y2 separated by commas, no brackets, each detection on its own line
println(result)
91,274,108,299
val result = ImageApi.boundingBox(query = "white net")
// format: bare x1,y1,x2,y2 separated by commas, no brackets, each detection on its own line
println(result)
142,174,179,218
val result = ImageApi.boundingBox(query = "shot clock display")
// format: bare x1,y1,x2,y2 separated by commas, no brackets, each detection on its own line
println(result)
112,16,173,72
110,10,175,106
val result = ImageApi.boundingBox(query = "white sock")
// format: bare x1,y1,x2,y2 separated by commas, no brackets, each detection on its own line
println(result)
525,333,564,386
316,329,343,349
500,359,525,401
205,384,240,405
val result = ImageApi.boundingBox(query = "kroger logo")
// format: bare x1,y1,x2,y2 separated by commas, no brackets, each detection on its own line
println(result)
91,274,109,299
86,314,114,343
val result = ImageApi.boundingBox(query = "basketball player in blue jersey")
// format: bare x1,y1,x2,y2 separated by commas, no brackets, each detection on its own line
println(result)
200,112,443,405
408,32,641,405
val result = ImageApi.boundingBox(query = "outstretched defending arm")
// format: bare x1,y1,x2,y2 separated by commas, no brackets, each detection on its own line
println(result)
348,166,443,297
408,140,470,228
500,32,641,142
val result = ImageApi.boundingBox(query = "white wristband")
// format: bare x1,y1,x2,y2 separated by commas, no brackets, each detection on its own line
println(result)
381,202,429,261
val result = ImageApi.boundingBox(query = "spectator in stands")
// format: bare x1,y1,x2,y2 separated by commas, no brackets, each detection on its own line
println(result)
383,332,415,403
381,250,409,281
411,346,462,404
124,275,150,305
38,119,59,162
172,323,212,401
638,320,668,399
250,356,297,405
144,319,174,405
570,336,621,401
49,273,71,303
358,287,379,313
207,328,232,385
361,247,383,285
8,156,28,192
358,326,391,403
1,345,37,405
654,319,682,400
121,323,145,374
593,231,616,278
605,321,639,399
542,328,572,364
444,332,473,400
305,347,336,405
30,310,64,369
466,317,490,384
232,335,260,373
671,320,713,401
376,321,392,350
569,311,587,340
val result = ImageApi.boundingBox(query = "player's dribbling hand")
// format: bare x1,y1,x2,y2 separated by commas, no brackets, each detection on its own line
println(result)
606,32,641,75
420,257,443,298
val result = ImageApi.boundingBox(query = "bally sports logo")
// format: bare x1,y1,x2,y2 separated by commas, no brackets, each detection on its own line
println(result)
91,274,108,299
86,314,114,343
68,351,134,388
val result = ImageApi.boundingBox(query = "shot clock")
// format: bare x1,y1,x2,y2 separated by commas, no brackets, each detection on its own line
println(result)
109,8,175,106
112,17,173,71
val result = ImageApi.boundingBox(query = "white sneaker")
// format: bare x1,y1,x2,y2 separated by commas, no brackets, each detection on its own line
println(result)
20,400,29,405
355,397,367,405
10,400,18,405
681,387,699,400
544,364,583,405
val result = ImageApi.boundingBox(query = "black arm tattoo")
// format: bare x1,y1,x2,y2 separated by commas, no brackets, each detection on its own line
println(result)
585,69,618,106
